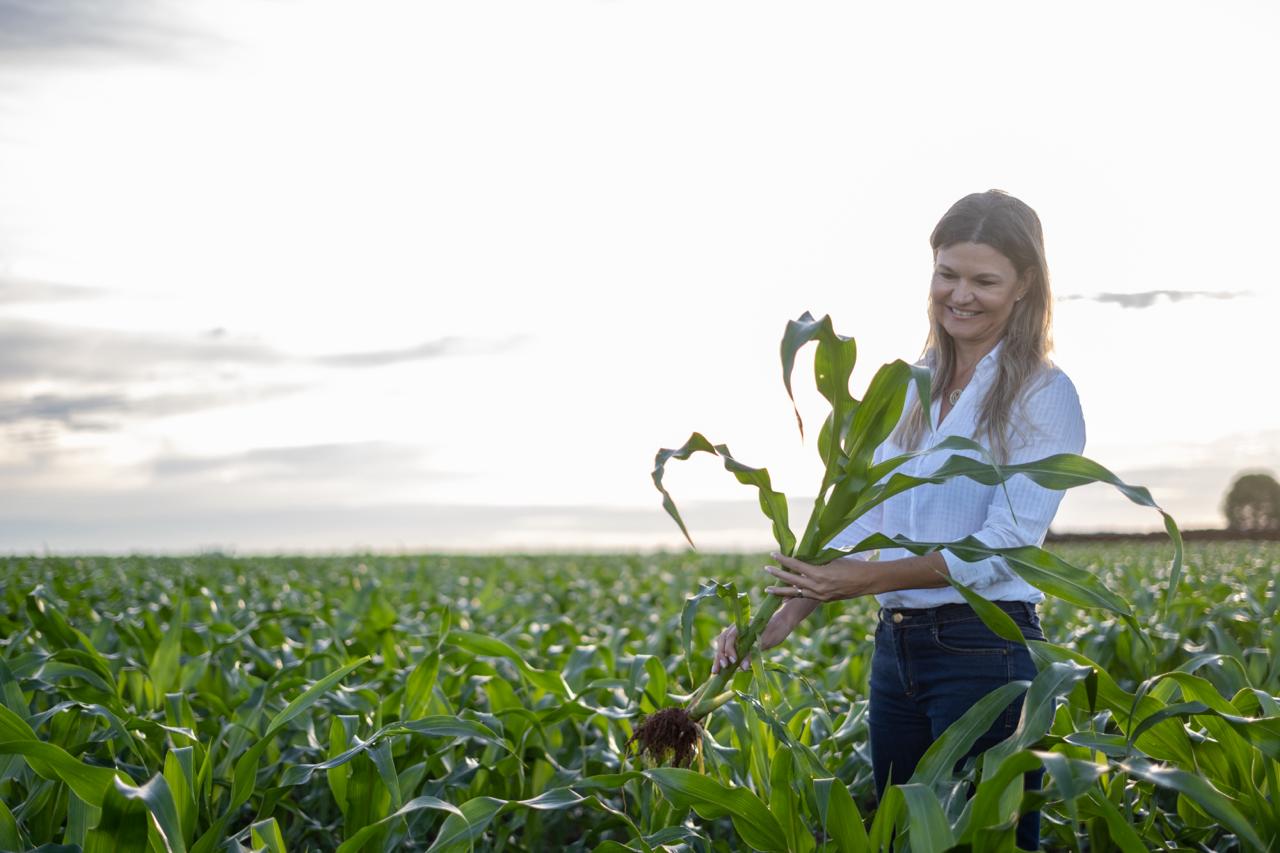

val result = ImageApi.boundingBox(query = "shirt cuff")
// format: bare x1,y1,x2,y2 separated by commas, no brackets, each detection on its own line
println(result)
941,547,1000,590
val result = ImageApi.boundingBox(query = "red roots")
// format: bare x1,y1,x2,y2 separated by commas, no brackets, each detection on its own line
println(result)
624,707,703,768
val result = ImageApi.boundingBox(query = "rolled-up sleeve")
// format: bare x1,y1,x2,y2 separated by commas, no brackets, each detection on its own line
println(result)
940,370,1087,590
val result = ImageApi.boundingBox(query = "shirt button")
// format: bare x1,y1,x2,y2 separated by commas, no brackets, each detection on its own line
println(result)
892,613,904,623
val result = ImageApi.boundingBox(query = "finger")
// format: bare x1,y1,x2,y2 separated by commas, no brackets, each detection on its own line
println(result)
765,585,803,597
739,654,749,671
764,565,815,591
714,627,738,670
770,551,811,572
726,625,739,663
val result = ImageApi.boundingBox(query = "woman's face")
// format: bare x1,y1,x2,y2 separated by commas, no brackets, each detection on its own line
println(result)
930,241,1029,352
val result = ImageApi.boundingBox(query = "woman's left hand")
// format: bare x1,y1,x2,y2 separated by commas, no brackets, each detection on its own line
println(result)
763,551,879,602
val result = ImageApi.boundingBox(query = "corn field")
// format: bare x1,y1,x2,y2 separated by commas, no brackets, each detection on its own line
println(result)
1,543,1277,851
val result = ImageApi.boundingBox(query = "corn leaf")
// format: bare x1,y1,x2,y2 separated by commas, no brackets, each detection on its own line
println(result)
652,433,795,554
642,768,789,853
83,778,150,853
1118,758,1265,850
812,777,868,853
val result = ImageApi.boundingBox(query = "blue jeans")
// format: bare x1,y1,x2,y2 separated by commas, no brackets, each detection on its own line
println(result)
870,599,1047,851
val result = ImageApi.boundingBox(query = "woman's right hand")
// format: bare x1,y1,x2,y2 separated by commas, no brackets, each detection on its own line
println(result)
711,601,812,674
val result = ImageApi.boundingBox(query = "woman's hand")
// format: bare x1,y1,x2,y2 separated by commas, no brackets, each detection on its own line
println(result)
763,551,880,602
710,598,814,674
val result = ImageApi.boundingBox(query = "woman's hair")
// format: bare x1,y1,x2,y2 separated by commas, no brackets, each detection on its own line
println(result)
891,189,1054,464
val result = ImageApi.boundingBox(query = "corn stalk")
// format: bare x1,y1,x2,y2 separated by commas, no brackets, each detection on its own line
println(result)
654,312,1183,722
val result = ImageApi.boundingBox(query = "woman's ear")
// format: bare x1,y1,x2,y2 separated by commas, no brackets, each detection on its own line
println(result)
1016,270,1033,302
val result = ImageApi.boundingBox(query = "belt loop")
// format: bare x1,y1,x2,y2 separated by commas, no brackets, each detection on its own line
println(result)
1021,601,1032,619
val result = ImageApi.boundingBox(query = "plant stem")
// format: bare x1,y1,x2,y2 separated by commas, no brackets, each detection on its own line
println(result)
685,591,787,720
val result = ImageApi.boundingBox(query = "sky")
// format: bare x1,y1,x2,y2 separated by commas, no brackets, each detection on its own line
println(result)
1,0,1277,554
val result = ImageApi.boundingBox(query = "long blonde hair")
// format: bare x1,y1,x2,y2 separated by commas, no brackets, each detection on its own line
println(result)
892,190,1055,464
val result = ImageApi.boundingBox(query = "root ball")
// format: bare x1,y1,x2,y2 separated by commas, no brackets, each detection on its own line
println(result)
624,707,703,768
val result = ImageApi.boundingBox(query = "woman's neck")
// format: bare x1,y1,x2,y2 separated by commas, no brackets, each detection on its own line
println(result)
952,338,1000,379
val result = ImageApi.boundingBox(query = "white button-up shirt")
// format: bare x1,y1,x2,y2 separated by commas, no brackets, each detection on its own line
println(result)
827,338,1087,608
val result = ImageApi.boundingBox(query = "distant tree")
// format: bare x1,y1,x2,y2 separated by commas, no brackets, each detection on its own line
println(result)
1222,471,1280,531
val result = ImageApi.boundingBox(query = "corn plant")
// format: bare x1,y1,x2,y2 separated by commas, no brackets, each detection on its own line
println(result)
1,545,1276,850
636,311,1183,768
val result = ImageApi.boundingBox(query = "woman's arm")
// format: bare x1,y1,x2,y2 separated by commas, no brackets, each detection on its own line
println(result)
765,551,950,601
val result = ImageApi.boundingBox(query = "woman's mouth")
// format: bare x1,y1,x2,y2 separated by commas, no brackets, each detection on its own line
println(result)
947,306,980,319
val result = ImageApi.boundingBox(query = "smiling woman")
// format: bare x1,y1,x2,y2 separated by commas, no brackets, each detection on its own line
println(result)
714,190,1078,851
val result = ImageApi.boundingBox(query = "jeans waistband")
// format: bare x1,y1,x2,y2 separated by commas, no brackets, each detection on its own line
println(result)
878,599,1036,625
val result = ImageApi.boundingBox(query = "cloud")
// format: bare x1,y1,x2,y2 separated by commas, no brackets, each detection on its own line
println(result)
0,385,307,430
0,276,103,304
0,0,207,66
1058,290,1252,309
148,441,444,484
0,317,502,386
314,334,527,367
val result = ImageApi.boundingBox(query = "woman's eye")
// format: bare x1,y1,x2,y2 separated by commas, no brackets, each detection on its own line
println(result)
938,272,957,280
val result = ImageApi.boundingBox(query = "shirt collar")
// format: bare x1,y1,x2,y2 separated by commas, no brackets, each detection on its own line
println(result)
975,338,1005,374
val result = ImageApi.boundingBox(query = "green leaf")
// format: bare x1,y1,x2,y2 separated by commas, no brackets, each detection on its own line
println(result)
885,784,955,853
250,818,286,853
813,777,868,853
767,746,808,853
266,656,368,735
1035,751,1107,824
0,798,21,852
1080,787,1148,853
651,432,796,555
778,308,849,438
938,573,1026,644
908,681,1028,787
83,777,151,853
1030,643,1194,765
192,656,369,853
0,737,118,806
424,789,639,853
1118,758,1265,850
162,747,196,846
401,651,440,721
452,630,574,699
836,360,914,491
853,534,1140,629
983,661,1095,771
148,600,183,699
643,768,789,852
336,795,464,853
900,451,1184,616
964,751,1042,838
681,581,724,687
713,442,797,556
651,432,719,548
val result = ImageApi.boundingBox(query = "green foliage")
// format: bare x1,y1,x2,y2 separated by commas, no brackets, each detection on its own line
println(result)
0,544,1277,849
657,313,1184,717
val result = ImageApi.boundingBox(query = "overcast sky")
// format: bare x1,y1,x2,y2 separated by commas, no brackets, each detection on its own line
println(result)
1,0,1277,554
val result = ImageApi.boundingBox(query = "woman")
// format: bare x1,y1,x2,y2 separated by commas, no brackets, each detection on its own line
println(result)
711,189,1085,851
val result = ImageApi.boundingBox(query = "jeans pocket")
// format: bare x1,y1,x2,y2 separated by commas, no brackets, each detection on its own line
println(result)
932,618,1009,655
1016,613,1047,643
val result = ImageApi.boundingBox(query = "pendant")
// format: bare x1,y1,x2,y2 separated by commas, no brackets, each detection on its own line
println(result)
948,388,962,406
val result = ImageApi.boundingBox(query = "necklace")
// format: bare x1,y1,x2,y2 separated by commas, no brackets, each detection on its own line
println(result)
947,369,974,406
